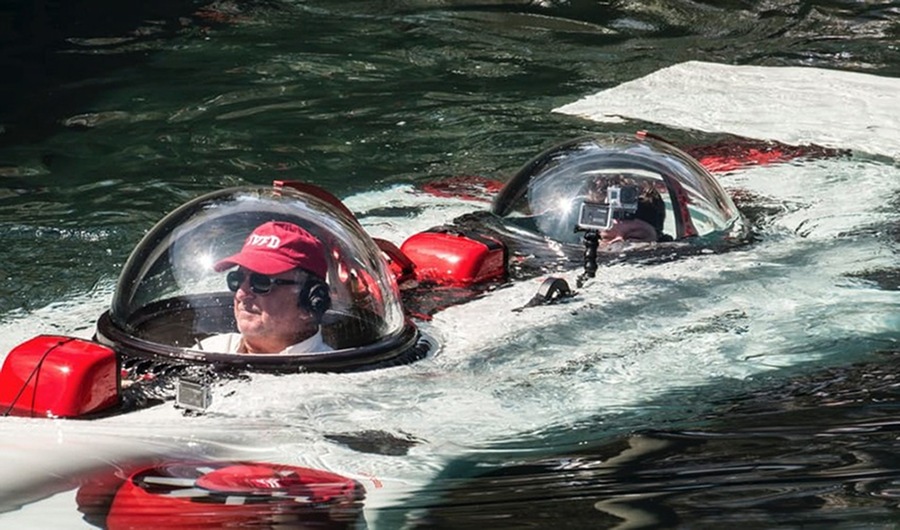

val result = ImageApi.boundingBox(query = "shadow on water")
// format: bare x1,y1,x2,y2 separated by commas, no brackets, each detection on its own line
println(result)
399,349,900,529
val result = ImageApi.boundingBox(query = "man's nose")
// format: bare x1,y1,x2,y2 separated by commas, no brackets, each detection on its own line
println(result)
234,277,255,299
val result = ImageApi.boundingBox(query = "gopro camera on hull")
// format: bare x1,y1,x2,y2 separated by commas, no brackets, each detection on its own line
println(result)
608,185,639,212
576,185,640,231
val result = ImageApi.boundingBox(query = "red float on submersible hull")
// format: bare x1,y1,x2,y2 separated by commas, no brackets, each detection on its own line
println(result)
75,460,365,529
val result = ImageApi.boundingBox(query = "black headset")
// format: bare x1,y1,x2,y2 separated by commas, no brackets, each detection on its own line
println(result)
298,274,331,322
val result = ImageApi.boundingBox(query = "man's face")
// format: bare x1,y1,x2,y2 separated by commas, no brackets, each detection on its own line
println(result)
232,267,316,353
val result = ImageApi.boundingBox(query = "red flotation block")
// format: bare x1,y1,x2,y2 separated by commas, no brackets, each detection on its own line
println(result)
0,335,119,418
400,228,506,286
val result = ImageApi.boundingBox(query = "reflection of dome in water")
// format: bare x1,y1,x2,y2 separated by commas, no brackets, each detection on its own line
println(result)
95,182,432,373
490,134,748,246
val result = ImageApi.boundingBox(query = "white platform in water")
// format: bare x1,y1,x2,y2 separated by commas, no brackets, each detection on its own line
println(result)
554,61,900,159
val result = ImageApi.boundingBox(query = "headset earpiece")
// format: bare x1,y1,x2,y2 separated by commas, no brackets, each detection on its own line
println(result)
298,276,331,322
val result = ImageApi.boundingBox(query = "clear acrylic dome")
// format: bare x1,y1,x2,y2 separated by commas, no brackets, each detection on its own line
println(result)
95,182,429,372
491,133,748,246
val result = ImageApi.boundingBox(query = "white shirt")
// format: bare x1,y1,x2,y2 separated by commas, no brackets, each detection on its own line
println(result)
196,329,333,355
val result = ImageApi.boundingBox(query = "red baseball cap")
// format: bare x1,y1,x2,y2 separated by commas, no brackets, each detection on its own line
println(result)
214,221,328,278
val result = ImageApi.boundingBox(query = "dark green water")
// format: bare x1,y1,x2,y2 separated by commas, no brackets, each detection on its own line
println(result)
1,1,899,528
3,0,896,311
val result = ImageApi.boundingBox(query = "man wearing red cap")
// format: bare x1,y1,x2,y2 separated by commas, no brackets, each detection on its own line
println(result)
198,221,333,354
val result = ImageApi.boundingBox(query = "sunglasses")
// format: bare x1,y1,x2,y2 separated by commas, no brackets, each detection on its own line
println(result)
226,270,300,295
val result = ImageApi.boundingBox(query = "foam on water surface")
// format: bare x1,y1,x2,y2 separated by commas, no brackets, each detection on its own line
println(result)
555,61,900,160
